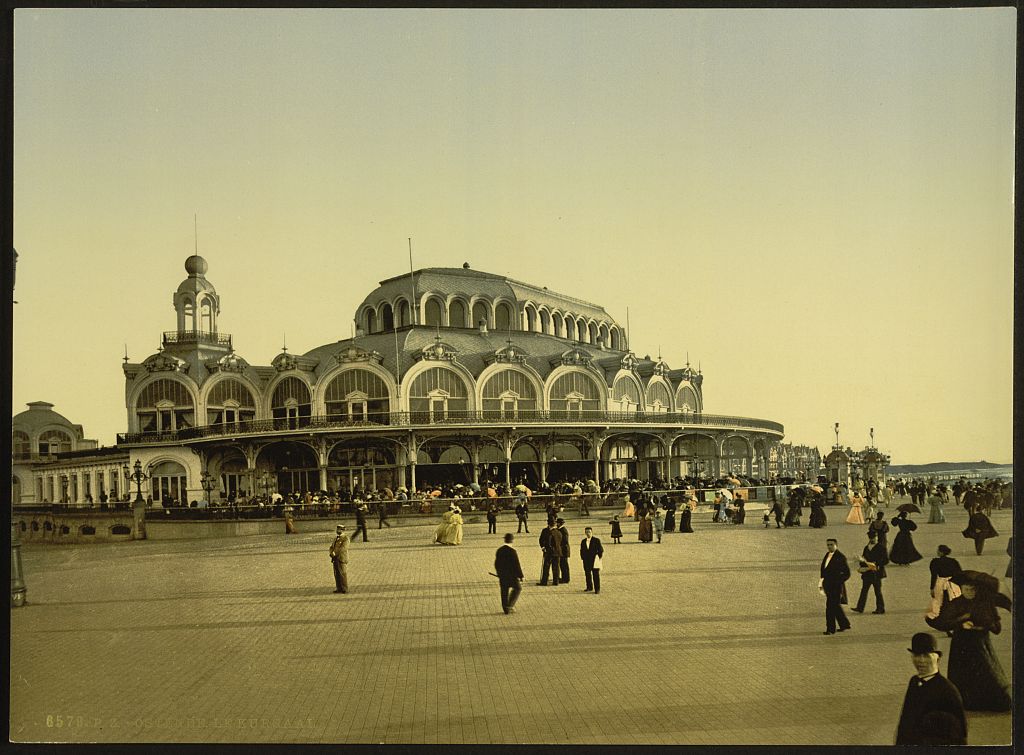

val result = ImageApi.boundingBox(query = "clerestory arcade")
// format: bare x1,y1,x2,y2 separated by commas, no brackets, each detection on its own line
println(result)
116,257,785,505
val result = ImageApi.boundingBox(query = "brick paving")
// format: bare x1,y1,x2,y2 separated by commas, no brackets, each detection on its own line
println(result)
10,504,1013,745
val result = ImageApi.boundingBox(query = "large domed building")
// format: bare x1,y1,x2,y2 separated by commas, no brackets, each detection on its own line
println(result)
103,257,784,504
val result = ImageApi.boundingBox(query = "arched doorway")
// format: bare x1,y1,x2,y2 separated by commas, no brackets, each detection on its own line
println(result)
328,439,399,495
149,461,188,507
256,441,320,495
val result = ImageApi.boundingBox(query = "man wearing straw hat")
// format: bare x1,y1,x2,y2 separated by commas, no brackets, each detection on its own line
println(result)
894,632,966,744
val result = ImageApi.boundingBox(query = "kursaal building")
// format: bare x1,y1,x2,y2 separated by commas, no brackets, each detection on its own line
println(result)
24,256,786,505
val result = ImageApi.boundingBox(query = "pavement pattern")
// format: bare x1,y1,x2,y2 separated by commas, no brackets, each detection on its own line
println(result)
10,503,1013,745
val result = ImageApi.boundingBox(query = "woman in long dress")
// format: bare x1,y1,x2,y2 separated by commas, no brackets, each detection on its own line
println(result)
889,511,922,564
926,571,1012,711
808,493,827,528
927,488,946,523
678,500,694,533
445,507,464,545
662,496,676,532
845,492,865,525
926,544,963,619
638,512,654,542
434,507,455,544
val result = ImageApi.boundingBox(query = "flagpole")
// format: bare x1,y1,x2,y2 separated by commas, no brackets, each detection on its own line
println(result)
408,238,417,326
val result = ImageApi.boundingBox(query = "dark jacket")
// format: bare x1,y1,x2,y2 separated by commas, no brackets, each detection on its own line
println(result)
820,549,850,588
929,555,963,591
494,544,523,580
894,673,967,745
580,536,604,567
860,541,889,579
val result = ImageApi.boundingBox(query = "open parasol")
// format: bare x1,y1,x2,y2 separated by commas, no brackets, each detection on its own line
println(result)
897,503,921,514
717,489,733,501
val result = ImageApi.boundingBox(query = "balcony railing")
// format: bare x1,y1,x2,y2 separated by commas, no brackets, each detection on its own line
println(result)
116,410,784,445
161,330,233,348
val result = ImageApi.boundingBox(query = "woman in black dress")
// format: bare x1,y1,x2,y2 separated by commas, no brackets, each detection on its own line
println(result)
889,511,923,565
678,500,694,533
662,495,676,533
927,544,963,618
807,491,827,528
962,505,999,555
926,571,1011,711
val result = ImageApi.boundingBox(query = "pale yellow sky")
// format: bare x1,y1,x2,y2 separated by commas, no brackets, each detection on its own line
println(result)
12,8,1015,464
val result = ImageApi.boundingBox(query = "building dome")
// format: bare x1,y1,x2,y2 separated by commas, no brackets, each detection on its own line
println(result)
11,401,77,432
185,255,209,276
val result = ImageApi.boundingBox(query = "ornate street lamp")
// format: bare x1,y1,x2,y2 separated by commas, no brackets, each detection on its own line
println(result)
200,471,216,504
128,460,150,504
60,474,69,504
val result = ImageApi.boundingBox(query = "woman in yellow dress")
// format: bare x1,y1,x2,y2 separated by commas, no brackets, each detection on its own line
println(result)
845,491,866,525
434,507,454,544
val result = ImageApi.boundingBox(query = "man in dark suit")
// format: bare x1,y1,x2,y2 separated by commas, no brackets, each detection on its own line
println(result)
895,633,967,744
579,526,604,594
556,518,571,584
537,520,562,585
819,537,851,634
494,533,524,614
852,530,889,614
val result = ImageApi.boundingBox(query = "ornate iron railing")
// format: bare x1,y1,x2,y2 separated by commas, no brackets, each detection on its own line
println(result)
161,330,233,348
117,410,784,445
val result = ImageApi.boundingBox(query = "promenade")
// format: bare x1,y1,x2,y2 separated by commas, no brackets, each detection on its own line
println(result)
10,504,1013,745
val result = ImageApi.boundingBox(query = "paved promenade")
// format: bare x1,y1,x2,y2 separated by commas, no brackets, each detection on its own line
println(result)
10,504,1013,745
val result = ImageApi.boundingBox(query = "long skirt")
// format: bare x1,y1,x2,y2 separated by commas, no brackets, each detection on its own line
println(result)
678,509,694,533
926,577,962,619
845,505,865,525
948,629,1012,711
638,519,654,542
664,511,676,532
808,505,827,528
928,502,945,523
890,531,923,564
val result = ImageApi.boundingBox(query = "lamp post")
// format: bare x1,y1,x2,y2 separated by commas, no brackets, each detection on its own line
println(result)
200,471,216,505
60,474,69,504
128,460,150,504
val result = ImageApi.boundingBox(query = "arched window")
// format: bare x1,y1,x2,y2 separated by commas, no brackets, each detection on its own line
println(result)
577,318,588,342
540,310,551,334
425,298,444,327
409,366,469,421
206,378,257,427
676,384,699,413
610,328,620,350
183,298,195,330
37,429,72,455
494,302,513,332
271,376,312,429
472,301,490,329
325,369,390,424
525,306,537,332
549,371,602,418
449,300,467,328
612,376,641,413
647,381,671,412
588,322,598,344
381,303,394,331
552,313,564,338
12,430,30,458
200,299,213,332
481,369,537,418
149,460,188,507
136,379,195,433
365,308,377,334
565,317,576,341
397,299,411,327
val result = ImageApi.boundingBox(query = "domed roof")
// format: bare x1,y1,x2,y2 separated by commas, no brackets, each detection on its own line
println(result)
12,402,79,432
185,255,208,276
176,255,218,297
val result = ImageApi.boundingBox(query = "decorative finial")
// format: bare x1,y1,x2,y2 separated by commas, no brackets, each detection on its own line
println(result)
282,334,287,354
123,344,129,364
685,351,690,368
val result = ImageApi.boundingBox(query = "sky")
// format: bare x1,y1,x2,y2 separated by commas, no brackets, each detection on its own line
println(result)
12,8,1015,465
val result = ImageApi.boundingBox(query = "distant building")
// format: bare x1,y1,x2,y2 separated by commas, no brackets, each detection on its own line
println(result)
823,444,890,488
769,443,822,480
11,402,127,504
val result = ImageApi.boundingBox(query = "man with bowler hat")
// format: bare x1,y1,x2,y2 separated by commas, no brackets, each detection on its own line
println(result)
329,524,350,594
494,533,523,614
895,633,967,744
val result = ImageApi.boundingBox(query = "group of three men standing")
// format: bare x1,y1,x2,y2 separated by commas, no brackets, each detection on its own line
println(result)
494,522,605,614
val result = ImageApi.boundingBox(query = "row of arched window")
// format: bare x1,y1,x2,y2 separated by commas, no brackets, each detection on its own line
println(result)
12,429,74,458
129,366,701,433
359,294,624,349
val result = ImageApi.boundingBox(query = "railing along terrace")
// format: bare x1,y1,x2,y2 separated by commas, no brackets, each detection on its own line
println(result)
161,330,233,348
142,487,784,521
117,410,784,444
